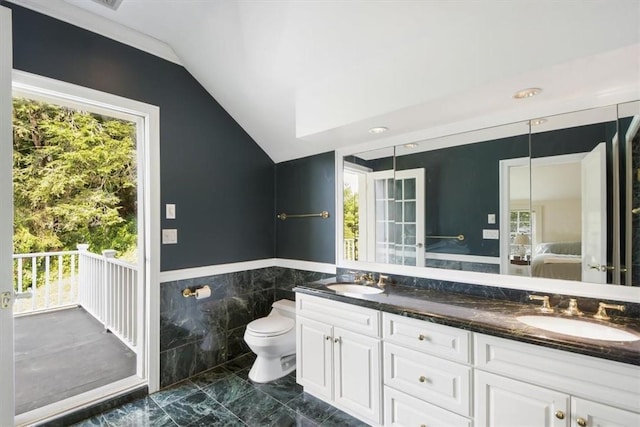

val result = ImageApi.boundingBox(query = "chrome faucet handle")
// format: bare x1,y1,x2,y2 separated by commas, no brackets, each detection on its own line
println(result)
593,302,625,321
563,298,583,316
528,295,553,313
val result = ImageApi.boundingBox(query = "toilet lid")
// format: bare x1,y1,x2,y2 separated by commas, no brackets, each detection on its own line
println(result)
246,315,294,336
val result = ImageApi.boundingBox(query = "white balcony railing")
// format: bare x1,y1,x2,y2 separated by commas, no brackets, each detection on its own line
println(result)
12,244,140,354
344,238,356,261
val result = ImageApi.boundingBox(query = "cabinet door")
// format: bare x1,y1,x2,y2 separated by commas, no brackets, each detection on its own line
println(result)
296,316,333,400
475,370,570,427
572,397,640,427
333,326,382,424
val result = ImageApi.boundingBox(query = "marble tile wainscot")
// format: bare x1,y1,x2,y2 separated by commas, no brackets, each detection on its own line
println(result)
160,266,333,388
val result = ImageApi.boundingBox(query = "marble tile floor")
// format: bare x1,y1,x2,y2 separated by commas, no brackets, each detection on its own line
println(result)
72,353,369,427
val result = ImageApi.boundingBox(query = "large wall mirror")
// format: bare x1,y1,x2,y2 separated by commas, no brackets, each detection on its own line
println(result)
341,101,640,286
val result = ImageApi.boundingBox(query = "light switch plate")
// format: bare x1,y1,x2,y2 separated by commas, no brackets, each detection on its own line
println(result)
483,229,499,239
162,229,178,244
166,204,176,219
487,213,496,224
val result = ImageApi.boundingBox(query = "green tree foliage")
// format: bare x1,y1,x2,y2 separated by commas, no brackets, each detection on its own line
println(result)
343,184,359,240
343,184,359,260
12,98,137,258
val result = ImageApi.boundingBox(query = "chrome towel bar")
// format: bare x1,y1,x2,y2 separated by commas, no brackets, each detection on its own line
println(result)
277,211,330,220
426,234,465,241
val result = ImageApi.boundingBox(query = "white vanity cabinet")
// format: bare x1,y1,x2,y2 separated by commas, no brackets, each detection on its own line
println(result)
382,312,473,427
296,294,382,425
474,333,640,427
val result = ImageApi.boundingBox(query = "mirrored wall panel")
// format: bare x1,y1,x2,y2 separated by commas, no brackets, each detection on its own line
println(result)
618,101,640,285
394,122,530,274
341,101,640,286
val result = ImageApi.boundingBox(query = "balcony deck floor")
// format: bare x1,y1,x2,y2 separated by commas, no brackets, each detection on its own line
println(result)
14,306,136,415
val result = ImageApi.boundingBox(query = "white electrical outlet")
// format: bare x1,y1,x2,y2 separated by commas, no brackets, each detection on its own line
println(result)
162,229,178,244
166,204,176,219
483,229,499,239
487,213,496,224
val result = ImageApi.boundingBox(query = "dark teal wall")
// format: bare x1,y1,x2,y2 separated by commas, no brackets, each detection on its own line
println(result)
275,152,335,263
5,2,275,271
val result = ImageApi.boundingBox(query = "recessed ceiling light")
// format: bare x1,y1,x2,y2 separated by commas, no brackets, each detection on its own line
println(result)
513,88,542,99
530,118,547,126
404,143,418,149
368,126,389,134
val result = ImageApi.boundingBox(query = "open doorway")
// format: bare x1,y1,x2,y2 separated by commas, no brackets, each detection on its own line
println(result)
7,70,160,426
12,92,141,415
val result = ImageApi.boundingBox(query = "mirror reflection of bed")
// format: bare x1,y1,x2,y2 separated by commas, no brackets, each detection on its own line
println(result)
532,242,582,281
508,152,599,282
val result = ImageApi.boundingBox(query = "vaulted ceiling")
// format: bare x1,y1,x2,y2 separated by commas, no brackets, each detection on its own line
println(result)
11,0,640,162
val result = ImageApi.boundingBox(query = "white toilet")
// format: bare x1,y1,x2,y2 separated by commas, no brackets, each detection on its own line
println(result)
243,299,296,383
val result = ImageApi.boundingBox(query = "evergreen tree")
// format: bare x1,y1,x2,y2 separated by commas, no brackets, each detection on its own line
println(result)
12,98,137,258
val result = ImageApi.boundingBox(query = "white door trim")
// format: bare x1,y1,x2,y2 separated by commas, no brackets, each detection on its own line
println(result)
10,71,161,397
0,5,15,427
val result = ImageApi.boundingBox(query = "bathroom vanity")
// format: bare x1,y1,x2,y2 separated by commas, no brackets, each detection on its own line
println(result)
293,281,640,427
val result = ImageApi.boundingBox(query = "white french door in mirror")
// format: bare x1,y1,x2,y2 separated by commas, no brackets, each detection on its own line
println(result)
0,5,15,426
581,143,607,283
367,170,395,264
394,169,425,266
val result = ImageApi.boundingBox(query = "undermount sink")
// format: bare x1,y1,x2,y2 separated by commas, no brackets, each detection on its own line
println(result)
517,315,640,342
327,283,384,296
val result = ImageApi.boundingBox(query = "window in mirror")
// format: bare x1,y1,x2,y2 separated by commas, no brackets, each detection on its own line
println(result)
510,210,533,259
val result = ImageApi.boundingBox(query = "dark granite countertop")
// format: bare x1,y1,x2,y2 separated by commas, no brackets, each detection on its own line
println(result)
293,279,640,367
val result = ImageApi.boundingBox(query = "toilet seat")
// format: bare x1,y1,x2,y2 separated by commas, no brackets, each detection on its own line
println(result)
246,315,294,337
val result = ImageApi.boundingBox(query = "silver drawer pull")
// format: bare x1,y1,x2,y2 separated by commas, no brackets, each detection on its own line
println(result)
419,375,426,383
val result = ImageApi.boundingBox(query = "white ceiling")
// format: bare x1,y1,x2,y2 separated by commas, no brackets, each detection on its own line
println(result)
11,0,640,162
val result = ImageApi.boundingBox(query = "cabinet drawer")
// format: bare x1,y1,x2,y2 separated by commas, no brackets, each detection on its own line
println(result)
384,342,471,416
384,386,471,427
475,333,640,413
383,312,471,363
296,293,380,338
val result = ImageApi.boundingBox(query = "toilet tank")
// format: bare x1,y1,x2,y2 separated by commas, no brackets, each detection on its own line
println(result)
271,299,296,319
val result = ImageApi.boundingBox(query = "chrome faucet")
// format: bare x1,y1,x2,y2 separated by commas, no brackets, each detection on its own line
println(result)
593,302,625,320
563,298,583,316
